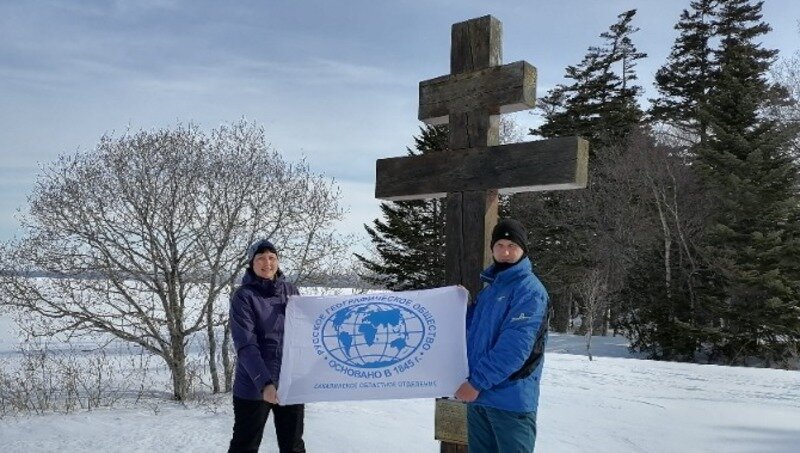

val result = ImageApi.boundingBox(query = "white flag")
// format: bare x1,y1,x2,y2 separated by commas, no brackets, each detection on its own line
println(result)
277,286,469,405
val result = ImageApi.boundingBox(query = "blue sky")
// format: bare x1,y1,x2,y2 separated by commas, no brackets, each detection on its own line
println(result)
2,0,799,245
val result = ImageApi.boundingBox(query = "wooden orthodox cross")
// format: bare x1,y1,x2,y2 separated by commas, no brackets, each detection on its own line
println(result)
374,15,588,452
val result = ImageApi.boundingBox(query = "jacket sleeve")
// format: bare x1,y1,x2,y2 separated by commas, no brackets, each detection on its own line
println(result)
468,284,547,392
229,290,272,390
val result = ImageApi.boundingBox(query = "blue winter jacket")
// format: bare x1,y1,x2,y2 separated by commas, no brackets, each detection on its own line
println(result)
466,257,548,413
230,269,299,400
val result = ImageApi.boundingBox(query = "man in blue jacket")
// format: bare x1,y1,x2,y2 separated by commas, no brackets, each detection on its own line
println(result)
228,239,305,453
455,219,548,452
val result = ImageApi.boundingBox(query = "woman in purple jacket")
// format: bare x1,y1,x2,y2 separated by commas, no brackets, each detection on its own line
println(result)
228,239,305,453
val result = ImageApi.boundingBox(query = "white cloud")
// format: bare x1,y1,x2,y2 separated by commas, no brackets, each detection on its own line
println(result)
334,179,382,242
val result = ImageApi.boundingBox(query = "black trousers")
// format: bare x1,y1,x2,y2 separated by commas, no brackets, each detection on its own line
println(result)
228,396,306,453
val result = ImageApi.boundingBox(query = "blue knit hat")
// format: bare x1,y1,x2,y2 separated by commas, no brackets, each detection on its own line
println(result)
246,239,278,266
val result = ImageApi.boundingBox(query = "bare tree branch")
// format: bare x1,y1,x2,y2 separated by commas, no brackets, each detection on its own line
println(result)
0,120,347,400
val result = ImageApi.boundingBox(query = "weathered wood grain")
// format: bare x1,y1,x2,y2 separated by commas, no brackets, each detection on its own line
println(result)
376,137,589,200
447,110,500,150
375,14,589,451
444,190,498,297
419,61,537,125
450,15,502,74
435,398,468,448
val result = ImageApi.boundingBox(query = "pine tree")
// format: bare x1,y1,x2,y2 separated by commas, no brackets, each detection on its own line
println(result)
628,0,720,362
697,0,800,365
619,246,703,361
354,126,447,290
650,0,717,147
604,9,648,145
520,10,647,332
533,9,646,154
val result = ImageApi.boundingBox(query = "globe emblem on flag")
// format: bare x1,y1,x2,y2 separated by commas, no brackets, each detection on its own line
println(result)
321,302,427,369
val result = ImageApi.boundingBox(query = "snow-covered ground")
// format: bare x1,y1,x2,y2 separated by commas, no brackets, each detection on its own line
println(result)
1,315,798,451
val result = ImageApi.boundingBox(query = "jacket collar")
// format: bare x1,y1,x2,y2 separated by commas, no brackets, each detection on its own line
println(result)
242,268,286,290
480,257,532,285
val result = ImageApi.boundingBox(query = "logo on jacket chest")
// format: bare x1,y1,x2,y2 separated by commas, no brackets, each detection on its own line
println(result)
511,312,532,323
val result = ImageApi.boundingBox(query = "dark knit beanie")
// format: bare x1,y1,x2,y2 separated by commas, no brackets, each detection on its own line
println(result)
490,219,528,253
246,239,278,267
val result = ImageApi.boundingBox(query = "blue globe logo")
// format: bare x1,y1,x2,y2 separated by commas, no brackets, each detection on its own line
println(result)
321,302,426,369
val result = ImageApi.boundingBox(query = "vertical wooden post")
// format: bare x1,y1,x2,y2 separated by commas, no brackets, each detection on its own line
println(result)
374,14,587,453
440,15,502,453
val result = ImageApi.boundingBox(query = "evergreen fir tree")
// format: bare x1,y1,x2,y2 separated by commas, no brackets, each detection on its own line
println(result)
626,0,721,362
650,0,717,146
697,0,800,365
520,10,647,331
533,9,647,154
619,246,703,361
603,9,648,145
354,126,447,290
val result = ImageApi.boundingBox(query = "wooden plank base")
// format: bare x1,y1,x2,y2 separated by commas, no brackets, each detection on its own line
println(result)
435,398,468,452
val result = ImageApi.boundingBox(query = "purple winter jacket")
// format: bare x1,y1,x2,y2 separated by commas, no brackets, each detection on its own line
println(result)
230,269,299,400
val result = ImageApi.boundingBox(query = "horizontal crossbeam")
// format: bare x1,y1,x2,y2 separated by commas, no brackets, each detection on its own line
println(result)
375,136,588,200
418,61,537,125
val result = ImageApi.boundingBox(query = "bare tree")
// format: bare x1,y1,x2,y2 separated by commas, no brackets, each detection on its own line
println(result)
511,127,710,360
573,269,607,361
0,120,347,400
499,116,527,145
769,43,800,162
